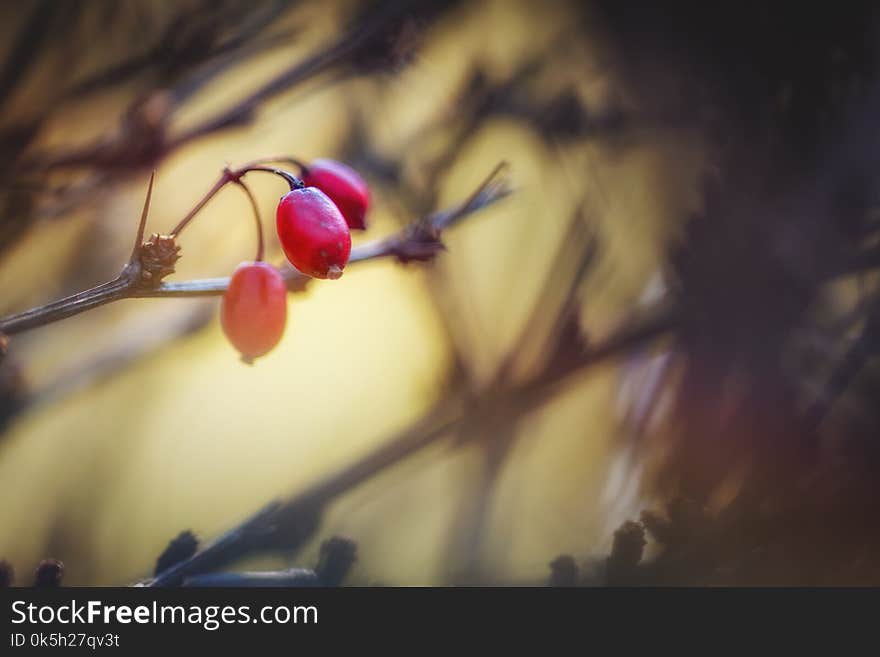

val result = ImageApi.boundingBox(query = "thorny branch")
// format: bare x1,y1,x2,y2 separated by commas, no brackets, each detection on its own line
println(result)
0,162,511,338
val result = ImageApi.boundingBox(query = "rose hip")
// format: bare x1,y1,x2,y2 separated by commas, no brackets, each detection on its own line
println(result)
302,159,370,231
276,187,352,279
221,261,287,360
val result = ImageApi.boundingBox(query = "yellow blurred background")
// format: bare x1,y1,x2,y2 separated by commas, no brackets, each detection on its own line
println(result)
0,0,704,585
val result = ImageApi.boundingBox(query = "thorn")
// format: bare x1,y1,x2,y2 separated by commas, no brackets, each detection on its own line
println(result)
467,161,509,208
433,162,511,231
130,171,156,263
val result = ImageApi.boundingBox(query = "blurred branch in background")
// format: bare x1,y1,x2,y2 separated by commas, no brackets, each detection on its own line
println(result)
145,207,679,586
1,0,453,252
35,0,438,173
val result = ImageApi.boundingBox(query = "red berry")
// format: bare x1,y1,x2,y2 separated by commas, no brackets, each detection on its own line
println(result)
302,159,370,230
221,261,287,360
276,187,352,279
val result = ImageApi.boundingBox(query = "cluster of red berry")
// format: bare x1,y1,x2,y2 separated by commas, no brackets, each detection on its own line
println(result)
221,159,370,362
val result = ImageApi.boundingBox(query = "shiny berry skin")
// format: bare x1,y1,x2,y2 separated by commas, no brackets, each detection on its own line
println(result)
221,261,287,360
276,187,352,279
302,159,370,230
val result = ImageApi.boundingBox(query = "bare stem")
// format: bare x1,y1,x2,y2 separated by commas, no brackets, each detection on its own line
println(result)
241,165,302,191
168,174,229,238
233,179,264,262
0,276,134,335
234,155,309,174
169,162,302,237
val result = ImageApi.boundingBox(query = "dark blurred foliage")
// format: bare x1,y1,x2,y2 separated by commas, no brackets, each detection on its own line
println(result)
314,536,358,586
583,0,880,585
154,531,199,576
0,559,13,588
33,558,64,587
